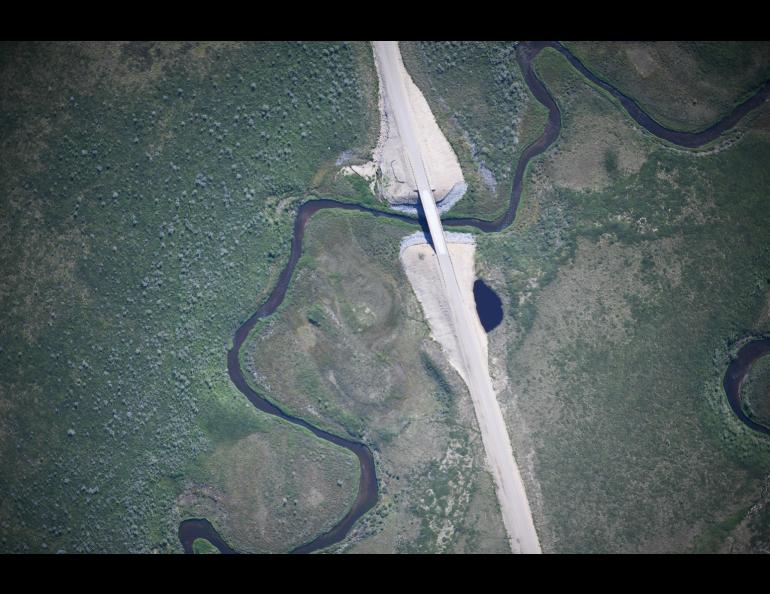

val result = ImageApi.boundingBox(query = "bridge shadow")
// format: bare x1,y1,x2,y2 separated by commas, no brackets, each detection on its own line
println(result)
414,194,438,253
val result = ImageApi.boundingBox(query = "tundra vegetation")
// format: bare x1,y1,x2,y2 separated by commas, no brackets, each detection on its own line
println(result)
403,41,770,553
192,538,219,554
4,39,770,555
191,40,770,553
400,41,548,222
0,40,383,553
243,211,509,553
563,41,770,133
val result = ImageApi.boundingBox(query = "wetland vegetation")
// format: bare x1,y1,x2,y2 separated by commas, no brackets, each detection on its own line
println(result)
489,46,770,552
3,39,770,555
0,40,382,553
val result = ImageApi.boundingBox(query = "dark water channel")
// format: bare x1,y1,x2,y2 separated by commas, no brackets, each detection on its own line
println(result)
723,338,770,437
179,519,238,554
180,41,770,554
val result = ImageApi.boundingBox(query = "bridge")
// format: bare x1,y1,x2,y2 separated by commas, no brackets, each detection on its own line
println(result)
373,40,542,554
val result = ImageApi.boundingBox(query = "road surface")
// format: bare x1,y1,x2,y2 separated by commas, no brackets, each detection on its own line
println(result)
373,40,542,554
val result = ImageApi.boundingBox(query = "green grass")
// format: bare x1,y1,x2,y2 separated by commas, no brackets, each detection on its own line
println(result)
242,210,508,552
693,505,751,553
5,39,770,555
400,41,549,221
474,46,770,552
564,41,770,133
179,410,360,554
0,41,379,553
192,538,220,554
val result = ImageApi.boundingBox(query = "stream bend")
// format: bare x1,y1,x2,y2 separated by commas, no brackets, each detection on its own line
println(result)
180,41,770,554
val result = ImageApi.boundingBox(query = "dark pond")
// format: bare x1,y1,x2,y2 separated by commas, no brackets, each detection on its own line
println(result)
473,279,504,332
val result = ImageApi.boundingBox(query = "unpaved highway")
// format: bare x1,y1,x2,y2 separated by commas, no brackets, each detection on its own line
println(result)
373,40,542,554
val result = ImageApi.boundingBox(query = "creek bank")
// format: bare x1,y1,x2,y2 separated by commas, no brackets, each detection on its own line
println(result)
723,338,770,436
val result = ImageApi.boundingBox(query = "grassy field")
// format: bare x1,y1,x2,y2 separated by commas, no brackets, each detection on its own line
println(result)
0,41,380,553
564,41,770,133
469,46,770,553
244,210,509,552
5,39,770,555
177,398,360,553
400,41,549,222
192,538,219,554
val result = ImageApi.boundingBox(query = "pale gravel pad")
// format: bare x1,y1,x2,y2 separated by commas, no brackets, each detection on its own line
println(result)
376,40,541,553
400,241,489,385
341,41,465,206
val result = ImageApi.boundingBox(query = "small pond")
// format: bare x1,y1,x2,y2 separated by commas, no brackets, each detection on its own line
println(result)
473,279,503,333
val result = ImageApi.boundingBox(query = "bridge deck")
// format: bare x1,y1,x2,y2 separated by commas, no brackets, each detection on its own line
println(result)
372,40,541,553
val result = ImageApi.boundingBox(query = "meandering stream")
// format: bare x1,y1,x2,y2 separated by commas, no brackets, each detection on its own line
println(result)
723,338,770,437
180,41,770,554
